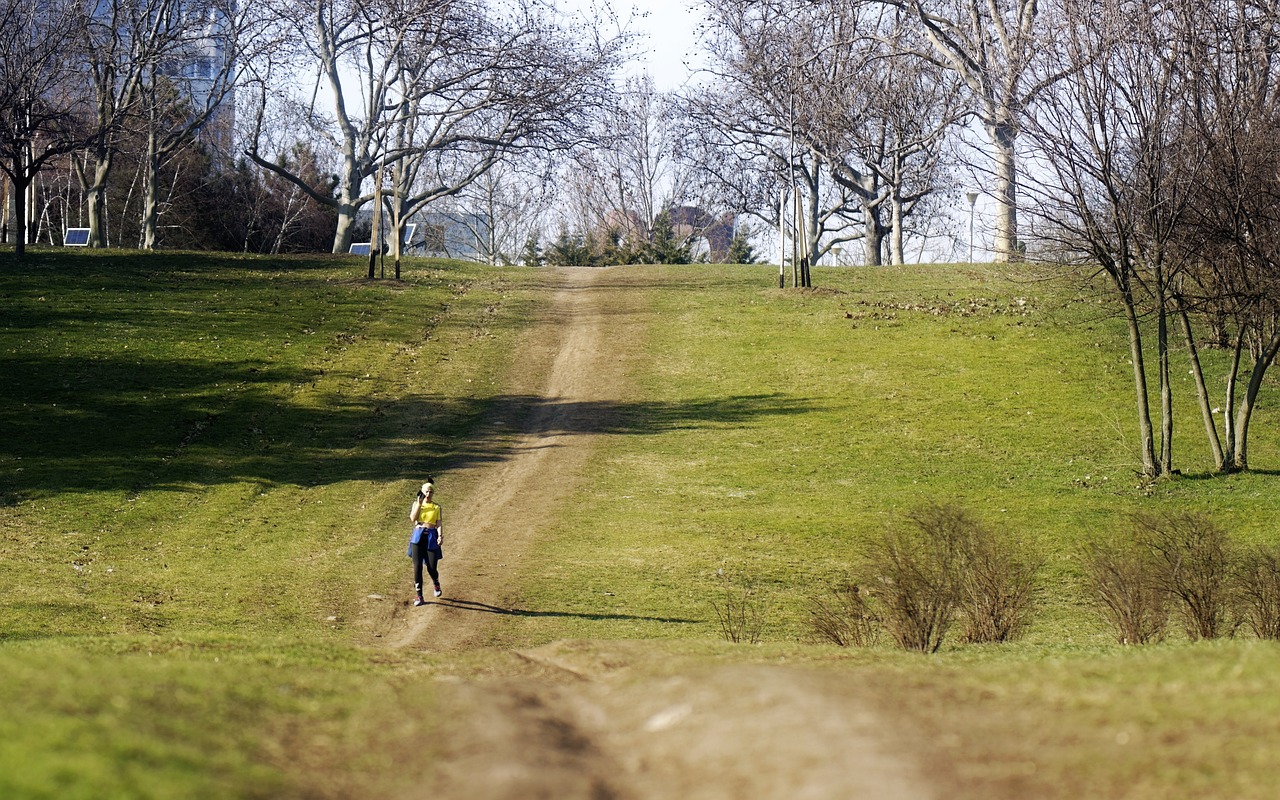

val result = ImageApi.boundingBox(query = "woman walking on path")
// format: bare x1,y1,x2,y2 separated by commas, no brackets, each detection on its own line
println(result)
408,480,444,605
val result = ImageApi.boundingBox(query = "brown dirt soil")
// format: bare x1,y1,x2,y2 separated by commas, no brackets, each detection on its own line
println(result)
371,267,938,799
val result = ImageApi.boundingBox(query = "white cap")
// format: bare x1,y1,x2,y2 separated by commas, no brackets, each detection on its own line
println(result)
421,482,434,495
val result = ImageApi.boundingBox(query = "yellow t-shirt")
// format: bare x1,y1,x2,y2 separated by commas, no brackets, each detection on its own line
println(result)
415,501,442,528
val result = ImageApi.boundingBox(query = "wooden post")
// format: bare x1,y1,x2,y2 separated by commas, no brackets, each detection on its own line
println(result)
392,159,402,280
1,171,9,244
368,163,382,279
778,190,786,288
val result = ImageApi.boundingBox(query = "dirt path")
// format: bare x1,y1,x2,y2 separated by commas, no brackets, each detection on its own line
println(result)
386,266,633,652
379,267,936,799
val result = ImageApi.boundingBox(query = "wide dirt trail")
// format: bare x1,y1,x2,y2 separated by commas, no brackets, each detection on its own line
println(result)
386,266,632,652
381,267,936,800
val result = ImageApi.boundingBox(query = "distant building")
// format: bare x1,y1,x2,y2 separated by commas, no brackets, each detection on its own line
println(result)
354,208,490,261
162,1,237,151
594,205,739,262
668,206,737,262
409,211,489,260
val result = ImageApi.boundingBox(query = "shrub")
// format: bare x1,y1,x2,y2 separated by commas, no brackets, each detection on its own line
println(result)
1235,545,1280,640
806,582,879,647
709,569,768,644
949,509,1042,644
865,503,1041,652
1133,512,1236,640
1083,532,1168,645
869,507,963,653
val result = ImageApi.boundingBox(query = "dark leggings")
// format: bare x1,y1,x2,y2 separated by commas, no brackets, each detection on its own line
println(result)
411,542,441,591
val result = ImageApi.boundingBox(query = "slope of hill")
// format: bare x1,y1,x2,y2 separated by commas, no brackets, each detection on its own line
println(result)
3,252,1279,799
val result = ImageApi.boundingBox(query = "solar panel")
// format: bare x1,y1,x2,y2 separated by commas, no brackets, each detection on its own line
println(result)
64,228,90,246
349,242,371,256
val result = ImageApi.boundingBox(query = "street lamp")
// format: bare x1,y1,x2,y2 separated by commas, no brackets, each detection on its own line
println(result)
966,191,979,263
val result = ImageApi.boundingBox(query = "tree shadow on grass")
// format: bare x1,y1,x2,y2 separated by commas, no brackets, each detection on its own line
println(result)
1,253,821,503
0,350,820,502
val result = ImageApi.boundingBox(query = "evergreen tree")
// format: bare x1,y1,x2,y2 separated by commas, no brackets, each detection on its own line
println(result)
644,210,691,264
726,230,757,264
546,228,593,265
520,234,544,267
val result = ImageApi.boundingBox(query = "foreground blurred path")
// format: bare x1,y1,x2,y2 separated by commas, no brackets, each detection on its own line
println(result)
433,641,937,800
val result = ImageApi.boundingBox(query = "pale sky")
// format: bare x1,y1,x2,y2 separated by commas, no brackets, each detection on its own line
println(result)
603,0,706,90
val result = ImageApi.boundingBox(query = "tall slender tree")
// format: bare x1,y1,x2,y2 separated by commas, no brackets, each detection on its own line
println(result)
75,0,187,248
1023,0,1207,477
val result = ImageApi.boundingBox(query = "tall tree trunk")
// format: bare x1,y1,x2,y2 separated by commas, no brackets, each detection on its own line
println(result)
25,171,37,244
805,181,819,286
9,158,28,259
1,172,9,244
864,209,884,266
1178,303,1225,471
1112,276,1159,477
85,153,113,248
1157,299,1173,475
1231,329,1280,471
1222,327,1246,467
142,127,159,250
890,194,905,266
989,120,1019,262
330,151,362,255
333,199,357,255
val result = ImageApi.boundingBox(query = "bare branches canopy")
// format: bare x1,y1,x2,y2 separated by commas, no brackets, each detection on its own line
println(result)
245,0,627,254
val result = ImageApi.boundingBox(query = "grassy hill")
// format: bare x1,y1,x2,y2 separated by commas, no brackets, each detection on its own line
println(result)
3,250,1279,798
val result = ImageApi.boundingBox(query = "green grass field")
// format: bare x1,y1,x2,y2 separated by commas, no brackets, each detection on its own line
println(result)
4,250,1279,798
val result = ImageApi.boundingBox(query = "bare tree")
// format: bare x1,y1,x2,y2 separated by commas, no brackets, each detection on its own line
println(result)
688,1,865,273
1026,0,1280,477
0,0,96,259
246,0,423,254
798,4,965,265
560,73,693,259
1168,0,1280,472
247,0,624,257
1022,0,1207,478
445,159,556,265
883,0,1059,261
73,0,190,248
137,0,275,249
691,0,961,268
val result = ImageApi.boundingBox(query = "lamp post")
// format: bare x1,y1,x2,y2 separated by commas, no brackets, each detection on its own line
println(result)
966,191,978,263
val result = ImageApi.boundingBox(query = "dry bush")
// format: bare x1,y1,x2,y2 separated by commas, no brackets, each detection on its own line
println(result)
947,509,1043,644
857,503,1040,652
1235,545,1280,640
1134,512,1236,640
806,582,879,647
709,569,768,644
1083,533,1168,645
869,508,962,653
